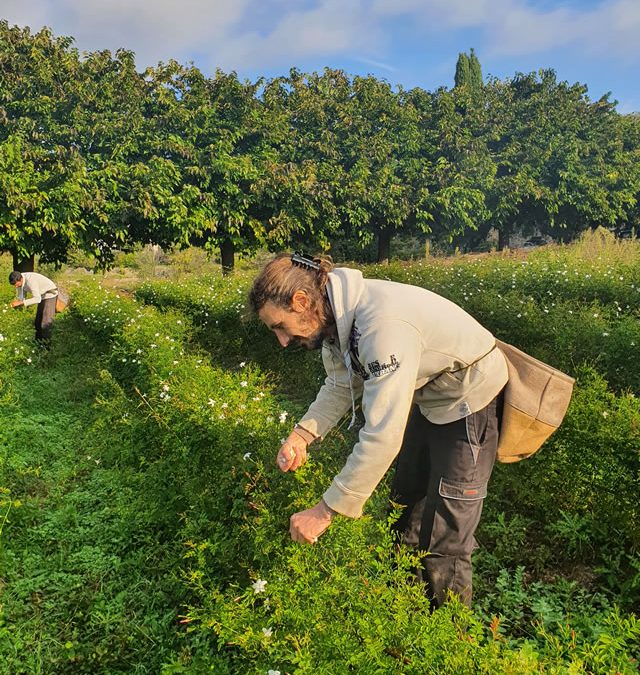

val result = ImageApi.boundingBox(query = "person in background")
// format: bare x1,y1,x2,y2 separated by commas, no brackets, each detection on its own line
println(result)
249,252,508,608
9,270,59,346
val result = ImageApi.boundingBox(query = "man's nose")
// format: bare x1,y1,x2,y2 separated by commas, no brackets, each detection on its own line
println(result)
275,331,289,347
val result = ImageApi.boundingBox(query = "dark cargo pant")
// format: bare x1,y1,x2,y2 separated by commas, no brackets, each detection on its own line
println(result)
391,393,502,608
35,296,57,345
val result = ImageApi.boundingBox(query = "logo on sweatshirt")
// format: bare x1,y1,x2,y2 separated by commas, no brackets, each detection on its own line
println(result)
349,326,370,380
367,354,400,378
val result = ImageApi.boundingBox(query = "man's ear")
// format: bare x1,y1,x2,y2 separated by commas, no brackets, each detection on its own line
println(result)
291,290,310,313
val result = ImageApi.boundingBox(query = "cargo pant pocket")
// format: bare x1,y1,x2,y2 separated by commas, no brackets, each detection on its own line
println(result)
428,477,488,556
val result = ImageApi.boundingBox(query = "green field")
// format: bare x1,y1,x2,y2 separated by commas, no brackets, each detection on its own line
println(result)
1,234,639,673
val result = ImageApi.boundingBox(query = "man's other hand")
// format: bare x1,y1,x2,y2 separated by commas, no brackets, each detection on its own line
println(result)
276,429,309,472
289,500,335,544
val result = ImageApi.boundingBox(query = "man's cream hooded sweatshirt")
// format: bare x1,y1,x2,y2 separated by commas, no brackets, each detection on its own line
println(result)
297,267,508,519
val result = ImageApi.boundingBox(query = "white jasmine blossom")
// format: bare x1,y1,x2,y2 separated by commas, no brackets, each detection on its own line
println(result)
252,579,267,594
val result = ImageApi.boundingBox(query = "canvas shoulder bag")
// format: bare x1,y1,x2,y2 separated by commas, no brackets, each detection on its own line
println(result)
496,339,575,463
52,286,70,313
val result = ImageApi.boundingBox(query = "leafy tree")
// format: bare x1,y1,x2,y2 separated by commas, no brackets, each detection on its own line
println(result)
148,63,270,273
335,74,424,262
258,68,344,254
0,21,88,270
69,48,188,266
484,70,639,248
619,113,640,232
408,85,493,252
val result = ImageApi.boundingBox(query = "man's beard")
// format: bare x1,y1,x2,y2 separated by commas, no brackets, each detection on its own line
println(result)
290,312,335,351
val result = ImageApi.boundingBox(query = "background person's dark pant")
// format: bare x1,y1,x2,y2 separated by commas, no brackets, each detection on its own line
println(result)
35,297,56,345
391,395,502,608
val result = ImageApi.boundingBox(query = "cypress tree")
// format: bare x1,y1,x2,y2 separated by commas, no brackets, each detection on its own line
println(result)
454,52,470,88
469,48,483,90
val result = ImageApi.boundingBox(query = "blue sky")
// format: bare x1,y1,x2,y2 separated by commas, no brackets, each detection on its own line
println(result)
3,0,640,113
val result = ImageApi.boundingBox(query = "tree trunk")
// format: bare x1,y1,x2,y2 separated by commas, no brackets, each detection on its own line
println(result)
220,239,235,275
12,252,35,272
377,228,392,264
498,226,511,251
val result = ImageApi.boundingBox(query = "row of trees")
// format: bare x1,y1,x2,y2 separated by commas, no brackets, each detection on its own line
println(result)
1,22,639,272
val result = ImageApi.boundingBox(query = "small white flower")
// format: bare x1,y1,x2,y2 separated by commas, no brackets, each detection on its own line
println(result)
27,357,32,363
262,627,273,638
266,416,274,424
221,402,228,409
243,452,252,460
239,361,246,367
252,579,267,593
240,380,248,387
602,332,609,337
207,398,216,407
163,384,170,391
602,411,609,417
279,411,288,424
268,671,280,675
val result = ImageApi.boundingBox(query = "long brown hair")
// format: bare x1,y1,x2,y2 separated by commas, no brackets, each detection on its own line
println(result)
249,253,334,318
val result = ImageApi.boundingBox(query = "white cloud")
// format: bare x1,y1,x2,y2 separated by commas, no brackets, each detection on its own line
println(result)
3,0,639,78
208,0,383,72
371,0,640,61
3,0,385,73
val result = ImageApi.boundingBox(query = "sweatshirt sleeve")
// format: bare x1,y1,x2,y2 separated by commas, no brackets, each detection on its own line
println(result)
323,321,421,518
22,292,42,308
296,343,364,440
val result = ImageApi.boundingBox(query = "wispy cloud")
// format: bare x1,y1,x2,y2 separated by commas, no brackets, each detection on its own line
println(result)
371,0,640,61
3,0,384,72
353,56,396,73
208,0,383,72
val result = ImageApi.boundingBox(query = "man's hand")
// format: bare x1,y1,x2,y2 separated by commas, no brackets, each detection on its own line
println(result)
290,500,335,544
10,300,22,309
276,429,309,472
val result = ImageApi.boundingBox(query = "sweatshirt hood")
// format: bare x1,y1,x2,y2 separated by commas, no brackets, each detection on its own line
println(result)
326,267,365,353
326,267,365,429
